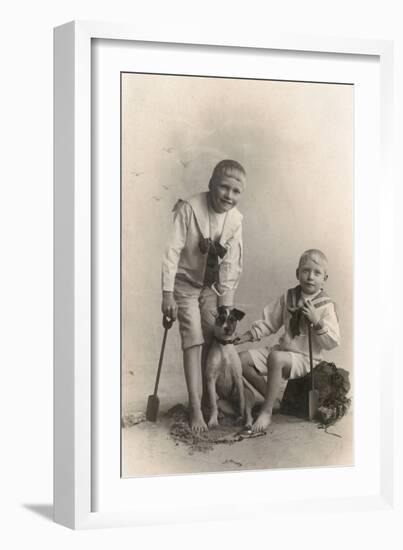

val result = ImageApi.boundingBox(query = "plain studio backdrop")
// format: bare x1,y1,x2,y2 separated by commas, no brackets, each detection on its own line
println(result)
122,73,353,412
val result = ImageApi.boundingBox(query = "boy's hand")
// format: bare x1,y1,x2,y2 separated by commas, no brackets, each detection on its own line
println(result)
162,291,178,321
234,331,253,345
301,299,321,328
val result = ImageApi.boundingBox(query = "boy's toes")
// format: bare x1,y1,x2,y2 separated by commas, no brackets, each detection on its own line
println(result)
191,421,207,433
189,412,208,433
199,424,208,433
251,412,271,433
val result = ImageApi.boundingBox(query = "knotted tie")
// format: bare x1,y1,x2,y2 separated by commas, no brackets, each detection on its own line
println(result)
199,238,227,287
287,286,304,338
288,306,304,338
287,287,334,338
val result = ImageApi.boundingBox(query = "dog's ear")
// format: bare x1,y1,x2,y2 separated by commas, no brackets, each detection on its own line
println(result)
232,308,245,321
217,305,228,315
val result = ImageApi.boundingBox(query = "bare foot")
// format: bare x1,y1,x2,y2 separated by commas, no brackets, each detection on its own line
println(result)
190,409,208,433
252,411,272,433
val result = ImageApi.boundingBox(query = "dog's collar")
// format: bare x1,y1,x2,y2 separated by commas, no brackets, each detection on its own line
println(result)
213,336,236,345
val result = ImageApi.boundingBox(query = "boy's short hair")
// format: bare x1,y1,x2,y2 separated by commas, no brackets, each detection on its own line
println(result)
209,159,246,189
298,249,328,273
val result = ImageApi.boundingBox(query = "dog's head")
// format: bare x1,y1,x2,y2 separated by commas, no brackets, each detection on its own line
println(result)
213,306,245,341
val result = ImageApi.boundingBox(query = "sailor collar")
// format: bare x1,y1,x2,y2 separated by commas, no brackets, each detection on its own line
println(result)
186,192,243,246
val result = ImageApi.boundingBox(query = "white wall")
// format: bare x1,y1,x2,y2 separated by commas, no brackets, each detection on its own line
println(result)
1,1,402,548
122,73,353,406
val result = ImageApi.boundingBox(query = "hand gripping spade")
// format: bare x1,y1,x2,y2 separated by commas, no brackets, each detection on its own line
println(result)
146,316,174,422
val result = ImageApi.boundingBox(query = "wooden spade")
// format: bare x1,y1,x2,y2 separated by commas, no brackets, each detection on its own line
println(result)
146,316,174,422
307,321,319,420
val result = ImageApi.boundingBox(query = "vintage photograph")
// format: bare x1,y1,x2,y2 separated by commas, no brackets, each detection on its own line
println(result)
121,71,353,477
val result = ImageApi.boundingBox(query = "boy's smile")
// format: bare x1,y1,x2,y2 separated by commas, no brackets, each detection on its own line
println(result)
297,258,327,295
209,176,244,213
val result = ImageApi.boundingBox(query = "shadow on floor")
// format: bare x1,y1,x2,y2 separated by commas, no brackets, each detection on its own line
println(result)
23,504,53,522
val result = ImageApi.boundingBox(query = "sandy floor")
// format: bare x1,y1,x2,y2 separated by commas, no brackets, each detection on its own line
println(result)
122,396,353,478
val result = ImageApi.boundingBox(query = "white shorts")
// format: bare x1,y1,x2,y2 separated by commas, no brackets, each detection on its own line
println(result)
173,277,217,350
249,344,320,380
243,345,321,408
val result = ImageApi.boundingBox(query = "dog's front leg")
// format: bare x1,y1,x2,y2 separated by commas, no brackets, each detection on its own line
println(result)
234,372,246,425
244,385,255,428
206,372,219,428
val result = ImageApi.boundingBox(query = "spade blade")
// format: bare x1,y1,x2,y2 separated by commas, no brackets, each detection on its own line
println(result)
146,395,160,422
309,389,319,421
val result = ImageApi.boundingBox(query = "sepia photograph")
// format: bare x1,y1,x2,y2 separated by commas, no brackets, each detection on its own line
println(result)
121,71,353,477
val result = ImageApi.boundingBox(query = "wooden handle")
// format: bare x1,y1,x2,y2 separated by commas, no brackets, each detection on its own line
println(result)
307,320,314,391
153,316,173,396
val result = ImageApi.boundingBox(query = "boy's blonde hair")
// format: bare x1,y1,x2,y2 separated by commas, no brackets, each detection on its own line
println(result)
298,249,328,274
209,159,246,189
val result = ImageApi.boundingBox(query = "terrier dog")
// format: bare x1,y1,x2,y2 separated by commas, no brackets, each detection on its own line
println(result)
205,306,246,428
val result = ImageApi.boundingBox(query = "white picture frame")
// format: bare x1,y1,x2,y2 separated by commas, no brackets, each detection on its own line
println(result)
54,21,395,530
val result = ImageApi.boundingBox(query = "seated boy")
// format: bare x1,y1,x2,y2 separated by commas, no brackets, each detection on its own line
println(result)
236,249,340,432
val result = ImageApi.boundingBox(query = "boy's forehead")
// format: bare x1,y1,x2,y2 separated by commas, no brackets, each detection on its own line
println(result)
300,257,326,269
215,174,245,188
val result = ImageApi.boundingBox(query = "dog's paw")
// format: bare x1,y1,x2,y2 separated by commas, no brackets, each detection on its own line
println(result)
208,415,219,428
234,415,245,426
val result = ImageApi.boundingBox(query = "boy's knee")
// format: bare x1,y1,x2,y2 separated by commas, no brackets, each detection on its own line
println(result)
268,350,291,374
281,365,291,379
268,349,282,365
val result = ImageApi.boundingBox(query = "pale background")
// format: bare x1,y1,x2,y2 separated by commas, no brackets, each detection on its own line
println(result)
122,73,353,413
1,0,402,548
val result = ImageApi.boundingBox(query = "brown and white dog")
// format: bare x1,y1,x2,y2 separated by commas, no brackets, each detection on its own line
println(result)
205,306,246,428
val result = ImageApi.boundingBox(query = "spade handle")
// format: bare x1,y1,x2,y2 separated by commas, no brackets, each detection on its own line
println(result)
152,316,173,396
307,320,314,391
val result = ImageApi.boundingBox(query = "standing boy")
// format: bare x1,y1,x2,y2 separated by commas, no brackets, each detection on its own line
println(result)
162,160,246,431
